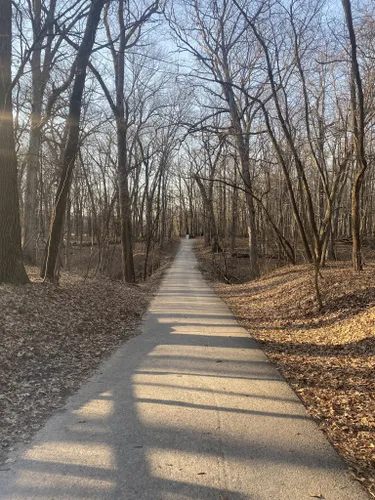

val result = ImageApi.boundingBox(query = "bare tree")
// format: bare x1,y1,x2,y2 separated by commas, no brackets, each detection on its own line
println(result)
92,0,163,282
22,0,85,264
168,0,266,278
342,0,368,271
0,0,29,284
42,0,107,281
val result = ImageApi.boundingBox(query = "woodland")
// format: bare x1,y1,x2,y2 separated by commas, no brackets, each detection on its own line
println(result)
0,0,374,496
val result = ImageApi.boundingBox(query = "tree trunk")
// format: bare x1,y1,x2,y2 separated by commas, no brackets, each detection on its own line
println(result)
241,157,260,279
352,173,363,270
0,0,29,284
118,138,136,282
115,0,135,283
342,0,368,272
42,0,105,280
23,0,43,265
194,174,220,253
23,123,42,264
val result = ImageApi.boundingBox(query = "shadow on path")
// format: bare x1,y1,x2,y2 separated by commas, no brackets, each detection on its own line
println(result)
0,241,368,500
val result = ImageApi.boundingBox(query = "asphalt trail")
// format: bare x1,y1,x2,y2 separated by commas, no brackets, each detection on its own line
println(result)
0,241,368,499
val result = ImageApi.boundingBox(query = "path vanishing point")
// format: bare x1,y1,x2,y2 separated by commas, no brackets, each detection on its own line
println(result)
0,240,369,499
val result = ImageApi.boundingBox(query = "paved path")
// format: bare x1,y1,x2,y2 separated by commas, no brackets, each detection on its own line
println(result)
0,241,368,499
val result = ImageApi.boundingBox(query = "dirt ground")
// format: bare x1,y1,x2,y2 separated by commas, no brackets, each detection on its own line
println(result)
197,241,375,498
0,239,179,466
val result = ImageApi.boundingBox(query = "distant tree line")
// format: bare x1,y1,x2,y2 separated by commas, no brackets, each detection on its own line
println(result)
1,0,374,291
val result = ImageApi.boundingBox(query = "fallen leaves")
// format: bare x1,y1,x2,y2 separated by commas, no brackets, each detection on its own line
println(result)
0,266,166,464
203,254,375,498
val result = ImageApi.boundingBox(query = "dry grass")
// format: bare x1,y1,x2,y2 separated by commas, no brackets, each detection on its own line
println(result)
197,243,375,498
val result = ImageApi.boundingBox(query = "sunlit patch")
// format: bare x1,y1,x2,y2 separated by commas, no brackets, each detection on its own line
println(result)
133,366,231,433
151,314,233,326
24,442,116,470
99,391,112,397
168,324,248,337
146,447,229,490
134,343,253,384
146,344,249,362
133,380,219,432
68,423,110,434
15,470,115,491
73,393,114,420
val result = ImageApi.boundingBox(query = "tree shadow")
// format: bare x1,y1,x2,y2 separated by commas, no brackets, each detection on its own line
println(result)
0,241,364,500
260,337,375,359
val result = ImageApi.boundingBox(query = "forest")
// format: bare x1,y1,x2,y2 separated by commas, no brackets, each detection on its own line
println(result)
0,0,374,497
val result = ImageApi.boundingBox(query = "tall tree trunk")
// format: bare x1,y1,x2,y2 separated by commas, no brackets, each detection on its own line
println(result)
241,156,260,279
115,0,135,282
342,0,367,271
23,0,43,265
24,123,41,264
42,0,105,280
118,130,135,282
0,0,29,284
352,173,363,270
194,174,220,253
223,73,260,278
230,179,238,255
23,0,57,264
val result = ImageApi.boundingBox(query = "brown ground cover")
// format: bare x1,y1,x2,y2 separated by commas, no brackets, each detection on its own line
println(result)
197,244,375,498
0,241,179,466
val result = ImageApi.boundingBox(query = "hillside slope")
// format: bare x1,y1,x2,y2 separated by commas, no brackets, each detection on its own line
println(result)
199,251,375,497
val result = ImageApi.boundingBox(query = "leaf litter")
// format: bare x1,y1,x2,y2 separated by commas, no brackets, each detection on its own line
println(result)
212,261,375,498
0,265,168,465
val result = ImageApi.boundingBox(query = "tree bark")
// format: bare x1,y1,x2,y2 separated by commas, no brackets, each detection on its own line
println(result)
42,0,106,280
0,0,29,284
194,174,221,253
23,0,57,264
118,128,136,282
115,0,135,282
241,158,260,279
23,0,43,265
342,0,367,271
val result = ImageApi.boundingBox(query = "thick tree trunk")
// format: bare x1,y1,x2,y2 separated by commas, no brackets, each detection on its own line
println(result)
120,188,135,282
194,174,220,253
23,0,43,265
0,0,29,284
352,173,363,271
42,0,105,280
118,129,136,283
23,124,41,264
23,0,57,264
114,0,136,283
342,0,367,272
223,72,260,278
241,157,260,279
